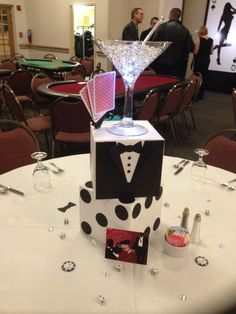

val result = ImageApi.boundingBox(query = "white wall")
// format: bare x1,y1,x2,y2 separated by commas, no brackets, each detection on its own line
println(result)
0,0,27,56
159,0,183,22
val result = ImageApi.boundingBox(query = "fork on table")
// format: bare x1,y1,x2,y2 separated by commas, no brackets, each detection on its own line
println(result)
221,178,236,191
49,162,65,173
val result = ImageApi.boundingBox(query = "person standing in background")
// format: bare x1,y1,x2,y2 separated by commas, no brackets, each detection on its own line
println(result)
152,8,194,79
193,26,213,100
122,7,144,41
140,16,159,41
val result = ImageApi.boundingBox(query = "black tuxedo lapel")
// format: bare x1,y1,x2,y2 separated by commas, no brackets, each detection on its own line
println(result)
131,142,153,182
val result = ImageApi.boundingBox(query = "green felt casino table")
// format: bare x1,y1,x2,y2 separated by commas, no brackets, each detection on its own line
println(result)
17,59,79,75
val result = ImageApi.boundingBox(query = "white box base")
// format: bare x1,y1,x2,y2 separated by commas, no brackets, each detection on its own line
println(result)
79,181,163,243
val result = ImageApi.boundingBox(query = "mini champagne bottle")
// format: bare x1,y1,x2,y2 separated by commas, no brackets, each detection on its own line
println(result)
180,207,190,230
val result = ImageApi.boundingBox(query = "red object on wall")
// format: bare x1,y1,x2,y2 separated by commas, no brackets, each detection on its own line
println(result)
16,5,21,11
27,29,32,44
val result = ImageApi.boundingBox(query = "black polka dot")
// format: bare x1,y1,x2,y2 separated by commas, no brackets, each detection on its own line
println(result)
115,205,128,220
85,181,93,189
145,196,153,209
153,217,161,231
132,203,141,219
127,163,131,167
155,186,163,201
127,170,131,173
96,213,108,227
80,189,91,203
81,221,92,234
128,156,131,160
144,226,151,235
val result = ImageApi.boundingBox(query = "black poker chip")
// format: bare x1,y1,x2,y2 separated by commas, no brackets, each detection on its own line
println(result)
61,261,76,272
195,256,209,267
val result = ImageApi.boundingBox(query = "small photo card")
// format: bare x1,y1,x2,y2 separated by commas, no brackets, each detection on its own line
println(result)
105,227,149,265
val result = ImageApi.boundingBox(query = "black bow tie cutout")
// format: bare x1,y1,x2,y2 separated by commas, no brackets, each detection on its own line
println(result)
58,202,76,213
118,142,142,154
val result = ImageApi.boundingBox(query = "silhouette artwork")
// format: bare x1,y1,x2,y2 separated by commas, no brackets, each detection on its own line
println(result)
214,2,236,65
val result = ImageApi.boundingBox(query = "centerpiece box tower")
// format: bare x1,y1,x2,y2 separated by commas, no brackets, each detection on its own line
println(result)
79,120,164,243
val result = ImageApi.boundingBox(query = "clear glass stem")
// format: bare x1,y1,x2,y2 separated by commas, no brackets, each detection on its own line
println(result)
121,81,135,128
199,155,203,163
38,160,43,168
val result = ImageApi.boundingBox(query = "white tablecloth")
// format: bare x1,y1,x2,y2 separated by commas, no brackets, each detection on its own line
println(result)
0,154,235,314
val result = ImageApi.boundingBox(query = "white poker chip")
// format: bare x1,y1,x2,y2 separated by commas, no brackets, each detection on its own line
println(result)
61,261,76,272
195,256,209,267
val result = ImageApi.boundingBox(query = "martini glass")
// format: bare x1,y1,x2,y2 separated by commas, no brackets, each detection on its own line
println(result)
95,39,171,136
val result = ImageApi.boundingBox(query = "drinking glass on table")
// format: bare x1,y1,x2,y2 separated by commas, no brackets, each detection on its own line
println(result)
191,148,209,191
31,151,51,191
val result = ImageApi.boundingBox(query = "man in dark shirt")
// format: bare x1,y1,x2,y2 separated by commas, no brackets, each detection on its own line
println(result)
140,16,159,41
152,8,194,79
122,7,144,41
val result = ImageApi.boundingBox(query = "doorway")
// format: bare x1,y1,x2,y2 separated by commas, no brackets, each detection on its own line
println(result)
0,5,14,60
72,4,95,58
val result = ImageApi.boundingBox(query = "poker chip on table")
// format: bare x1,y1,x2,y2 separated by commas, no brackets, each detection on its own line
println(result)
61,261,76,272
195,256,209,267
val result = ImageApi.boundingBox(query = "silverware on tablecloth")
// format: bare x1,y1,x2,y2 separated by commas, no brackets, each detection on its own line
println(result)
174,160,190,175
173,159,186,169
221,178,236,188
49,162,65,173
45,166,59,174
0,184,24,196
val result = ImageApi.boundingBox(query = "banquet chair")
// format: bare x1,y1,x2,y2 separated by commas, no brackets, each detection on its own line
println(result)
0,59,17,72
0,60,17,83
141,67,156,76
0,119,39,174
64,72,85,82
188,72,202,103
135,89,160,123
177,79,198,133
69,56,81,62
12,53,25,60
31,73,53,115
43,53,57,60
154,83,184,145
80,58,94,77
2,84,51,151
51,96,91,157
7,69,33,110
232,88,236,126
202,129,236,173
70,64,87,79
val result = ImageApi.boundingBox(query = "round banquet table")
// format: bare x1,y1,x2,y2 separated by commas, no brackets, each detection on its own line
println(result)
38,75,180,99
0,154,235,314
